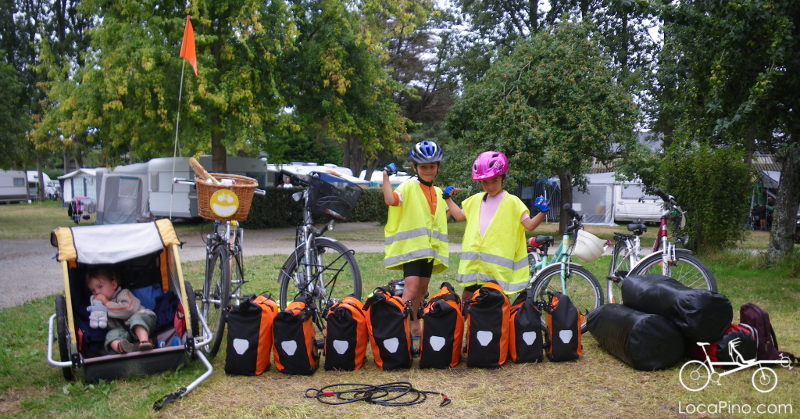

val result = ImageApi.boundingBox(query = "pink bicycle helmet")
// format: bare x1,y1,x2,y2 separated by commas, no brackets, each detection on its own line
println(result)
472,151,508,181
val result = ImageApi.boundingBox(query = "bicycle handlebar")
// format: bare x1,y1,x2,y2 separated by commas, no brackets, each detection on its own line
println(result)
653,188,677,206
173,177,265,195
563,203,582,233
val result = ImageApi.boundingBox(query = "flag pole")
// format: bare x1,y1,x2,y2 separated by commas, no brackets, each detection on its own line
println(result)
169,59,186,220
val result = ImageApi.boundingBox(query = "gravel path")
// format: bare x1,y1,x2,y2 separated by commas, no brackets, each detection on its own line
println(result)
0,222,413,310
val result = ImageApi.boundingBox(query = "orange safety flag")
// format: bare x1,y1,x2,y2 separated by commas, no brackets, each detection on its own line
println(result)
179,15,198,76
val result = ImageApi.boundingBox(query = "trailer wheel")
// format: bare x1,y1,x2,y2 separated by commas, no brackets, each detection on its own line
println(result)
183,282,201,359
55,296,76,381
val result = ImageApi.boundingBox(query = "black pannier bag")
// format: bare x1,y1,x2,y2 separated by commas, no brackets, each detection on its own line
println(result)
464,280,510,368
225,295,278,376
323,295,368,371
419,282,463,369
544,291,582,362
621,274,732,343
364,287,411,370
509,288,544,363
587,304,685,370
689,323,758,365
272,300,319,375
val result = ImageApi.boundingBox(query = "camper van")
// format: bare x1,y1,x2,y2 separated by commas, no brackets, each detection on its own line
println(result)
0,170,29,203
95,156,269,223
26,171,58,201
613,183,663,223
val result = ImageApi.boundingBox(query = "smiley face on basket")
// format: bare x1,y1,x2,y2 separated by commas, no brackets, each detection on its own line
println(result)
210,189,239,218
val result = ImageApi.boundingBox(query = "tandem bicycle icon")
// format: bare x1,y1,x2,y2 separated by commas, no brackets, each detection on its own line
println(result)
680,338,793,393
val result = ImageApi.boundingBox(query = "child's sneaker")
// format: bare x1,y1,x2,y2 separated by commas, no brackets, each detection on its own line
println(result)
138,341,154,351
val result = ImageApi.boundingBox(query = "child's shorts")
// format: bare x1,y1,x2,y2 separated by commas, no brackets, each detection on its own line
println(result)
403,259,434,278
104,312,157,353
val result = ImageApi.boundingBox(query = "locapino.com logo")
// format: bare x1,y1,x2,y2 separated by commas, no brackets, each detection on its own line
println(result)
680,339,793,393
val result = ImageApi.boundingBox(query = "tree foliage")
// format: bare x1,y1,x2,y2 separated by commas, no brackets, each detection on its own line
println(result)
655,0,800,261
444,20,638,229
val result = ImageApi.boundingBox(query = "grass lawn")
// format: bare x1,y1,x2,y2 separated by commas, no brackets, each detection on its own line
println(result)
1,247,799,418
1,201,797,418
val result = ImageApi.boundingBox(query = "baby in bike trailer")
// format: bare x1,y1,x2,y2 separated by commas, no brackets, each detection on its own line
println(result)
86,266,157,354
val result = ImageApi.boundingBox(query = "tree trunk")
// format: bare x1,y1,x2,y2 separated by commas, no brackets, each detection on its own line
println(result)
36,152,44,201
558,170,573,234
211,125,227,173
343,136,365,176
767,145,800,264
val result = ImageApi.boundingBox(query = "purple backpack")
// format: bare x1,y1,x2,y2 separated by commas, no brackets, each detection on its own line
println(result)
739,303,796,364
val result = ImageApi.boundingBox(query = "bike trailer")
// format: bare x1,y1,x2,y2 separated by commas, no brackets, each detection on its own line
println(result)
45,220,213,408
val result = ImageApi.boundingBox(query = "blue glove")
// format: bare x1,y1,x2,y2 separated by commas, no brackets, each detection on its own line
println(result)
442,186,456,200
534,196,550,213
384,163,397,176
87,301,108,329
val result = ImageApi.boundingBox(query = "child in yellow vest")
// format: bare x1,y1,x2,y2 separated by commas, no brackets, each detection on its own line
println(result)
382,141,459,346
449,151,549,300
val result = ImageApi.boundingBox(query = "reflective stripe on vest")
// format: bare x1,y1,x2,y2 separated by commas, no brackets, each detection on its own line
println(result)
456,192,529,294
384,179,449,274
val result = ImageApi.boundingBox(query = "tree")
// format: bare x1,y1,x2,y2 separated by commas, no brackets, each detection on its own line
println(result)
35,0,296,173
656,0,800,262
445,20,638,231
279,0,413,175
0,58,28,169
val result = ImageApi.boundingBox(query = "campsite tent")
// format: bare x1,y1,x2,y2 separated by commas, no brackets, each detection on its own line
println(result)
59,169,98,210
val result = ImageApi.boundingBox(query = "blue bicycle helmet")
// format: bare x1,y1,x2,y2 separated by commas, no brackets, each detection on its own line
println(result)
409,141,444,164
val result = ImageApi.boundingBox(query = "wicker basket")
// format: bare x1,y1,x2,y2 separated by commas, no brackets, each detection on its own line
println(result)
195,173,258,221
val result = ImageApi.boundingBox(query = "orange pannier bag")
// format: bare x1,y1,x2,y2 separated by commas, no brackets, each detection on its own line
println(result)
464,280,510,368
364,287,411,370
273,300,319,375
224,295,278,375
323,295,369,371
419,282,464,369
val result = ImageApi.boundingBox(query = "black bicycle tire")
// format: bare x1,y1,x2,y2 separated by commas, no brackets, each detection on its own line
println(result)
278,237,362,334
628,250,717,292
201,244,231,358
55,295,76,381
530,263,603,334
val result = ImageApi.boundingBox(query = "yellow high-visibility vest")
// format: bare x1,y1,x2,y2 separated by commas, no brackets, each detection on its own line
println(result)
384,179,449,275
457,192,529,294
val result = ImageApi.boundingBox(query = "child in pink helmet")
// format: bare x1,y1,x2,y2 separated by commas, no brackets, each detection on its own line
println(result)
449,151,549,299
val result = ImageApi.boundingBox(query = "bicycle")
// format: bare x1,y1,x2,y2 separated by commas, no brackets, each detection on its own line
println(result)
277,170,363,338
680,341,792,393
529,203,604,333
175,172,265,358
612,188,717,292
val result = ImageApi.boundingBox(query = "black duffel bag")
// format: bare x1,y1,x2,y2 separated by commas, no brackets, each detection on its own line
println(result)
621,274,732,343
587,304,684,370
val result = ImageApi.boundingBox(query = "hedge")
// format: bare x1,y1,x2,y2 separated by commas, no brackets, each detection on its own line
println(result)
240,186,467,229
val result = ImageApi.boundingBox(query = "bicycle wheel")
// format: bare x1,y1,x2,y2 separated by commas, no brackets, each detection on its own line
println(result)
628,250,717,292
679,360,711,391
278,237,362,335
183,281,201,359
200,244,231,358
752,367,778,393
531,263,603,334
230,243,245,308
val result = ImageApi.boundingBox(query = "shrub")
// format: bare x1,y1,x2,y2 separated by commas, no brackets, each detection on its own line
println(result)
658,142,754,253
241,185,467,229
